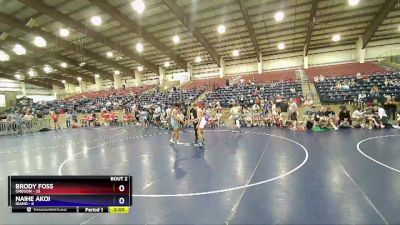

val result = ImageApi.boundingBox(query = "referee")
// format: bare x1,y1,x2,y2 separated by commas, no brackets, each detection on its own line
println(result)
190,102,199,145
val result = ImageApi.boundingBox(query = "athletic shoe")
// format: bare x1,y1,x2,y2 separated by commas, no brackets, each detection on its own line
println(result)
176,141,183,145
169,139,175,144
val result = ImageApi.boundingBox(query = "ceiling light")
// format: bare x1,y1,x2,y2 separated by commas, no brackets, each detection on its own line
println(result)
43,65,53,74
0,50,10,61
348,0,360,6
91,16,102,26
15,73,22,80
60,62,67,68
232,49,239,57
137,66,143,71
136,42,143,52
33,36,46,47
27,69,36,77
195,56,202,63
172,35,180,44
278,42,285,50
164,61,170,67
114,70,120,75
332,34,341,42
217,24,226,34
94,74,100,79
59,28,70,37
106,51,113,58
61,80,66,84
77,77,82,82
131,0,145,14
13,44,26,55
274,11,284,22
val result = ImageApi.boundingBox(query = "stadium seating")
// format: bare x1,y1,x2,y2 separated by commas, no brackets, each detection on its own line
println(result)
138,89,203,106
238,69,296,83
182,77,229,91
28,88,203,115
206,81,303,107
64,84,156,101
305,62,388,81
316,71,400,103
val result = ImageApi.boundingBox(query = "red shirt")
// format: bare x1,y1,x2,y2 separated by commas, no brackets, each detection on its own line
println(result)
51,114,58,122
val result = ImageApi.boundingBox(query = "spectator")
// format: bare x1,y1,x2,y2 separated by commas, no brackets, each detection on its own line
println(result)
384,96,397,120
370,85,379,96
24,110,34,130
303,97,314,116
338,105,351,128
51,112,61,130
65,111,71,128
352,107,364,128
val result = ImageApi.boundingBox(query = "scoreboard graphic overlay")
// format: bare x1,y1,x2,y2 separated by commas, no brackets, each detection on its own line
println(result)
8,176,132,213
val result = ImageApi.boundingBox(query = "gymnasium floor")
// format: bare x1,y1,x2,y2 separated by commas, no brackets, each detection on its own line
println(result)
0,125,399,225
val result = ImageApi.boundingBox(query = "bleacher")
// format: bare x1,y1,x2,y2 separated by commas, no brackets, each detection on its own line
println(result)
138,89,204,106
237,69,296,83
316,71,400,103
206,81,303,107
64,84,156,101
305,62,388,81
182,77,228,91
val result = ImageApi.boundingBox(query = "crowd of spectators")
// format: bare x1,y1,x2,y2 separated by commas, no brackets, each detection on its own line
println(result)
316,71,400,103
1,72,399,134
206,79,302,107
227,99,400,131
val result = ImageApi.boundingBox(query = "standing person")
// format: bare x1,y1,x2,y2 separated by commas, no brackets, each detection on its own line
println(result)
51,111,61,130
230,103,242,133
71,110,78,126
288,99,298,129
384,96,397,121
166,105,172,130
251,102,261,126
303,97,314,116
279,99,289,127
101,110,109,126
170,103,184,144
140,108,149,129
154,104,162,128
197,102,207,148
24,110,34,131
215,102,223,127
65,111,71,128
190,102,199,144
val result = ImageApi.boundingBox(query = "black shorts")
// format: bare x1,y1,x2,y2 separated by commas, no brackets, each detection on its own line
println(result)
290,112,297,121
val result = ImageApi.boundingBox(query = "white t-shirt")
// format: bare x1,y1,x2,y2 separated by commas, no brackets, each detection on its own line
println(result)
166,108,172,118
288,102,298,112
352,110,363,118
24,114,34,121
154,107,161,117
252,104,260,113
230,106,241,119
378,107,387,119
